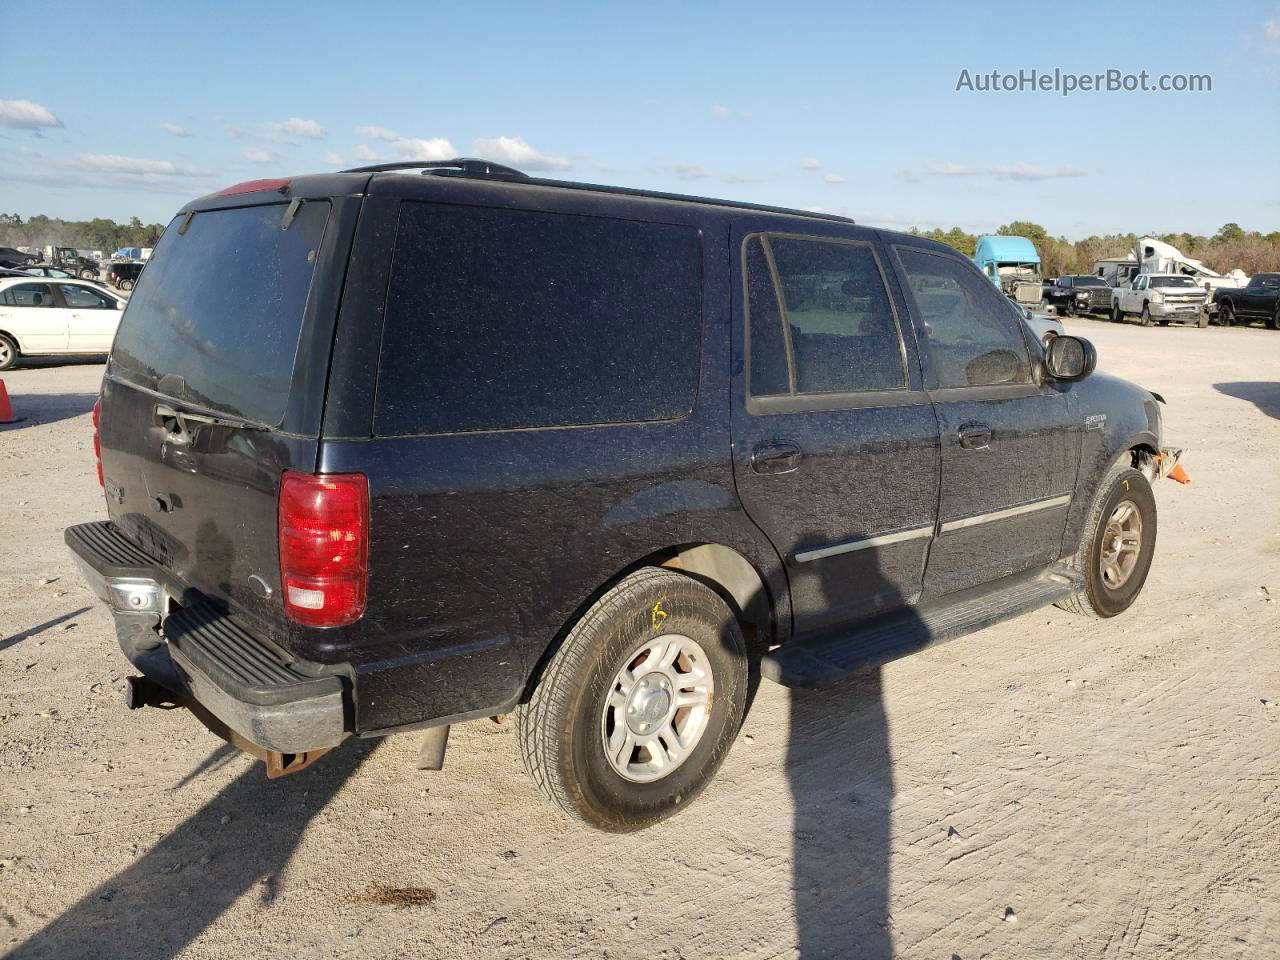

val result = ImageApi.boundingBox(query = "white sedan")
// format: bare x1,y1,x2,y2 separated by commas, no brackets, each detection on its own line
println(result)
0,277,126,371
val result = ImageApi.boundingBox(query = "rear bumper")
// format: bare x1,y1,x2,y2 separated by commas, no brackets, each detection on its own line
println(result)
65,521,349,754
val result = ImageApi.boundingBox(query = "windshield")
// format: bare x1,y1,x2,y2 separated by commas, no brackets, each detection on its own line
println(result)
1150,276,1199,289
109,200,330,426
1072,276,1106,286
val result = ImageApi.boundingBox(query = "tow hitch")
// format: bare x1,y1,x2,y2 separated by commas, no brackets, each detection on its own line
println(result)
122,675,331,779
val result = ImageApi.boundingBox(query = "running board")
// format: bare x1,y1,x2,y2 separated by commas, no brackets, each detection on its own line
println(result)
761,566,1078,689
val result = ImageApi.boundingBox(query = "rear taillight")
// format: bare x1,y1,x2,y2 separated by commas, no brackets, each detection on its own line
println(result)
278,472,369,627
92,399,103,486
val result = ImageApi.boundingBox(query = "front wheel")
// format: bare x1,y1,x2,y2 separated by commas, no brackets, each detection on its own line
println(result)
0,333,17,371
120,278,135,291
1218,302,1236,326
1268,305,1279,331
517,567,748,831
79,268,96,280
1140,305,1153,327
1057,461,1157,618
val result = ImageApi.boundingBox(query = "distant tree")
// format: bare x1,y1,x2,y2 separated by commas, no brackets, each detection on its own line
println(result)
1216,222,1244,243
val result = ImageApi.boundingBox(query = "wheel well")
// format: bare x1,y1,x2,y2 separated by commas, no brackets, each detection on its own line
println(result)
1130,443,1160,480
0,328,20,350
520,542,775,704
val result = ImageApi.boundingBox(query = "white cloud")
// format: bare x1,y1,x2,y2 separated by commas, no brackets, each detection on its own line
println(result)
357,125,398,141
0,99,62,130
160,122,191,137
392,137,457,161
710,104,730,118
800,157,822,170
912,162,1085,182
350,137,458,164
271,117,325,140
76,154,214,177
472,136,568,171
226,117,326,144
660,162,762,184
823,173,846,184
324,151,344,165
242,147,277,164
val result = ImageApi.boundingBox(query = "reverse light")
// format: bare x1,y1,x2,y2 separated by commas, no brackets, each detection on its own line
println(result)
278,472,369,627
92,399,103,486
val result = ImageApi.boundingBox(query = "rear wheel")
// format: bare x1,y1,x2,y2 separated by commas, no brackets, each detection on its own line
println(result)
1111,302,1124,323
517,567,748,831
0,333,17,371
1268,305,1279,331
79,268,96,280
1218,302,1236,326
1058,460,1157,618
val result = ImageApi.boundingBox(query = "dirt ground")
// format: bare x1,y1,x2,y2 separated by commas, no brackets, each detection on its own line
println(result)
1,320,1278,960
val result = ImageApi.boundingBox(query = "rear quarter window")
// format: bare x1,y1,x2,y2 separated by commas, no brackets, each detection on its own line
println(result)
374,202,702,436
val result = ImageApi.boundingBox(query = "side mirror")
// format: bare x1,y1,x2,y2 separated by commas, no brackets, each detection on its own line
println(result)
1044,335,1096,382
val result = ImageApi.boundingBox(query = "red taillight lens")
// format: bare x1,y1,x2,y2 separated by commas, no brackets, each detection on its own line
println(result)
278,472,369,627
92,399,103,487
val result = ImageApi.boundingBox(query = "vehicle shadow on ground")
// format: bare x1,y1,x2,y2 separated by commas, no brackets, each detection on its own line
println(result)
0,607,91,653
781,535,923,959
9,739,377,960
0,392,99,430
1214,381,1280,420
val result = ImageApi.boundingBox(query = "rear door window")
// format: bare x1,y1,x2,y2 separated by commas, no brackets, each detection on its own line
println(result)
3,282,55,307
374,202,702,436
744,234,906,398
109,201,330,426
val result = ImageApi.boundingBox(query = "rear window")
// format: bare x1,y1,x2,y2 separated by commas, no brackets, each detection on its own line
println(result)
374,202,702,436
109,201,330,426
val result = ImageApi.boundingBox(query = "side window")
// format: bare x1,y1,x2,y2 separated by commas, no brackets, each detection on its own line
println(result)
744,237,790,396
59,284,113,309
375,203,702,436
744,234,906,398
896,249,1031,389
6,283,53,307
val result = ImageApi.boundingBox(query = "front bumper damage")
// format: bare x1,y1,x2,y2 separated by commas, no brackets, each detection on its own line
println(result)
65,521,350,777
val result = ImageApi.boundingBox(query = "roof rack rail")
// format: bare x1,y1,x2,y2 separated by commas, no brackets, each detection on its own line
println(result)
341,157,529,178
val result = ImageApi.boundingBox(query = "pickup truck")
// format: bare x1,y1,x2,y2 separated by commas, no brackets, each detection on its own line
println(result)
1111,274,1208,327
36,246,101,280
1213,273,1280,329
1041,275,1111,316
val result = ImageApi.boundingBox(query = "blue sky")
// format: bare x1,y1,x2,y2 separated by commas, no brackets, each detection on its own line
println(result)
2,0,1277,238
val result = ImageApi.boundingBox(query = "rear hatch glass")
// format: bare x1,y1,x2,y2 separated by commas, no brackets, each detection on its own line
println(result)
110,200,331,425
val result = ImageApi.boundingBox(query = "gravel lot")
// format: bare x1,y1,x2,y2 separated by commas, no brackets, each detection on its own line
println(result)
1,320,1278,960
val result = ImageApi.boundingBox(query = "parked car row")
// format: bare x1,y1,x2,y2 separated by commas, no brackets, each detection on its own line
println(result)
0,276,126,371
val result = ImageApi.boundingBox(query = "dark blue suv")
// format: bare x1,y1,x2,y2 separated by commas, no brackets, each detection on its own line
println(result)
67,159,1185,830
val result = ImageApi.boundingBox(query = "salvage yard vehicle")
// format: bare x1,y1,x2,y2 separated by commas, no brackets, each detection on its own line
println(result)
37,245,101,280
0,277,125,371
66,160,1186,831
1111,274,1209,327
104,260,144,291
1041,275,1111,316
974,234,1043,307
1213,272,1280,329
0,246,38,269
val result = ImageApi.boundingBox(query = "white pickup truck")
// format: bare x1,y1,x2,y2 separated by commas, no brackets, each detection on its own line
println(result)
1111,274,1209,327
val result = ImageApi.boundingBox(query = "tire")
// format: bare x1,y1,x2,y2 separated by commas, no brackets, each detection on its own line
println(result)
1268,305,1279,331
1197,310,1208,328
1057,460,1157,619
516,567,748,831
1111,303,1124,323
0,333,17,372
79,268,96,280
120,279,135,292
1218,302,1235,327
1140,304,1153,327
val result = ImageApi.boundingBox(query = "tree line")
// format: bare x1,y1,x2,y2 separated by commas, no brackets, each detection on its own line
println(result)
912,221,1280,277
0,213,165,254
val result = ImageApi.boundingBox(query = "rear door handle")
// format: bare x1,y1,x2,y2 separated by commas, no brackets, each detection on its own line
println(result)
751,440,801,475
958,423,993,449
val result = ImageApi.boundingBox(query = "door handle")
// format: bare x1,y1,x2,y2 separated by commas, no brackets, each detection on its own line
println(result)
750,440,801,475
957,423,993,449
